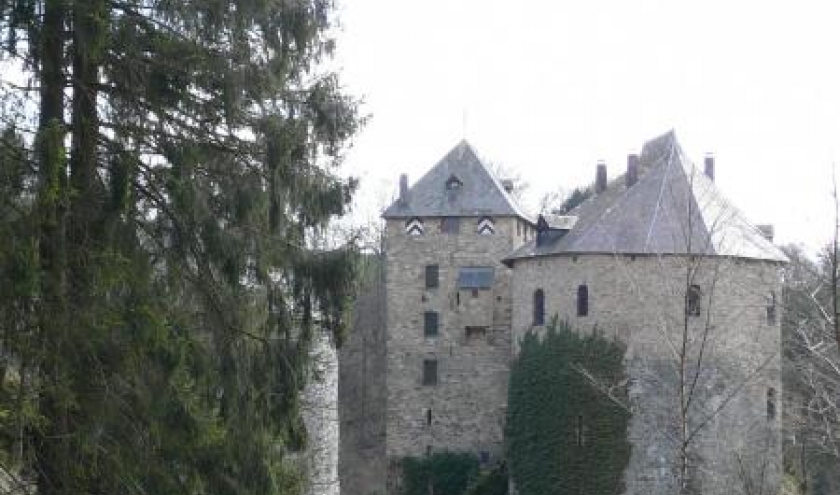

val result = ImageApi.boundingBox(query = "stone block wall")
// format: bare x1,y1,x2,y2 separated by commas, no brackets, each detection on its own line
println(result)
509,254,783,495
383,216,528,492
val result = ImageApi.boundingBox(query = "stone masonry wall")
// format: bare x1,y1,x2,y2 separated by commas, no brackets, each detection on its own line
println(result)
384,216,531,493
509,254,783,495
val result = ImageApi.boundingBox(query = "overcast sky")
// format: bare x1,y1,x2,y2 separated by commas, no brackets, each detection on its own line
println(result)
333,0,840,252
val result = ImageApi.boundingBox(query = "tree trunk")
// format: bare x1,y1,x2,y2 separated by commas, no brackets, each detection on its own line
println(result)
33,1,69,494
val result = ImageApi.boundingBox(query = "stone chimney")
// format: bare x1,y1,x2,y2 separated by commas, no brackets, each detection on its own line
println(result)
501,179,514,194
756,224,775,243
596,161,607,194
399,174,409,204
626,154,639,188
704,154,715,181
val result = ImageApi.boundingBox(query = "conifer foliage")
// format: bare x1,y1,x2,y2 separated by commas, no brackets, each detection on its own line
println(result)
0,1,361,494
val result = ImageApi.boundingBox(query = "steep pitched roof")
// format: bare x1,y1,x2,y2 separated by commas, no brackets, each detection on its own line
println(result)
382,140,532,220
506,131,788,263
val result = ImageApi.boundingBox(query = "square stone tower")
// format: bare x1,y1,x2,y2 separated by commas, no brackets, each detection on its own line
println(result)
380,141,533,492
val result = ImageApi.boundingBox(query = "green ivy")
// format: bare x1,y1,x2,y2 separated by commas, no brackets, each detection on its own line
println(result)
464,463,508,495
401,452,480,495
506,318,631,495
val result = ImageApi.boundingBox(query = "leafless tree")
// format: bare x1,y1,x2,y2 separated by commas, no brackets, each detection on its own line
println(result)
779,174,840,494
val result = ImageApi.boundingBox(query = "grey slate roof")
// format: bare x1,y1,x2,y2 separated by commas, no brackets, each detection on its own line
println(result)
506,131,788,263
382,140,532,220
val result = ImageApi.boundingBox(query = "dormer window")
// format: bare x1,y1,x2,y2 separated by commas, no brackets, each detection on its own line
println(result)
445,174,463,190
441,217,460,234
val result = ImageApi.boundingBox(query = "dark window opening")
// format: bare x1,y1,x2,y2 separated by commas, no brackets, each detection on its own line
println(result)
533,289,545,326
576,414,586,447
479,451,490,464
456,292,460,306
426,409,432,426
426,445,433,456
425,265,439,289
424,312,439,337
423,360,438,386
441,217,460,234
471,289,479,298
687,284,702,317
767,388,776,420
767,291,777,325
577,284,589,317
465,326,488,339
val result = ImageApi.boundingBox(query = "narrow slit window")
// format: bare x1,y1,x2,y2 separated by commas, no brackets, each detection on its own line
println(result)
533,289,545,326
766,291,777,325
426,409,432,426
767,388,776,420
577,284,589,317
576,414,585,447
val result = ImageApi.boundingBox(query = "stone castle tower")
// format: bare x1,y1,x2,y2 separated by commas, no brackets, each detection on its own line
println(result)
339,131,786,495
379,141,534,491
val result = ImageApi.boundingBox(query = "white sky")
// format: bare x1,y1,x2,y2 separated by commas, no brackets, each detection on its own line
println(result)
333,0,840,253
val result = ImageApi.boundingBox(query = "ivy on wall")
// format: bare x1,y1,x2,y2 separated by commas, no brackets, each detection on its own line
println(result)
506,318,631,495
401,452,480,495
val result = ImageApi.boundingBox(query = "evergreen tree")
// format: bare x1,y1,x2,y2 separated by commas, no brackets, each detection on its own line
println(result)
0,1,361,494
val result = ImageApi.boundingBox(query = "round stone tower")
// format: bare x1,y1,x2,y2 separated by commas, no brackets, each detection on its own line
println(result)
504,131,787,495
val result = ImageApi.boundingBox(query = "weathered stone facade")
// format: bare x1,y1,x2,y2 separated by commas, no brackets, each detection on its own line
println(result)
338,134,786,495
508,254,783,495
383,216,532,490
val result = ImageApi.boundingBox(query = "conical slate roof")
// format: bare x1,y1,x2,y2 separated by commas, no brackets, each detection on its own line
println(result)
382,140,532,220
506,131,788,263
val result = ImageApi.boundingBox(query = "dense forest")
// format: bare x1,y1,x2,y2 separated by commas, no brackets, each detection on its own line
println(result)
0,1,361,494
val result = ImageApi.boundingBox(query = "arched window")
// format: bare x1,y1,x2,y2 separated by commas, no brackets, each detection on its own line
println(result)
577,285,589,317
533,289,545,326
686,284,702,317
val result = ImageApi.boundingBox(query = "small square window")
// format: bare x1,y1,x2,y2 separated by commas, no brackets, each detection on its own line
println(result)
425,265,439,289
424,312,439,337
441,217,460,234
423,360,438,386
465,326,487,339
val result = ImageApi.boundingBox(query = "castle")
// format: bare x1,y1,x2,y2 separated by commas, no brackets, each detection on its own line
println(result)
338,131,786,495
